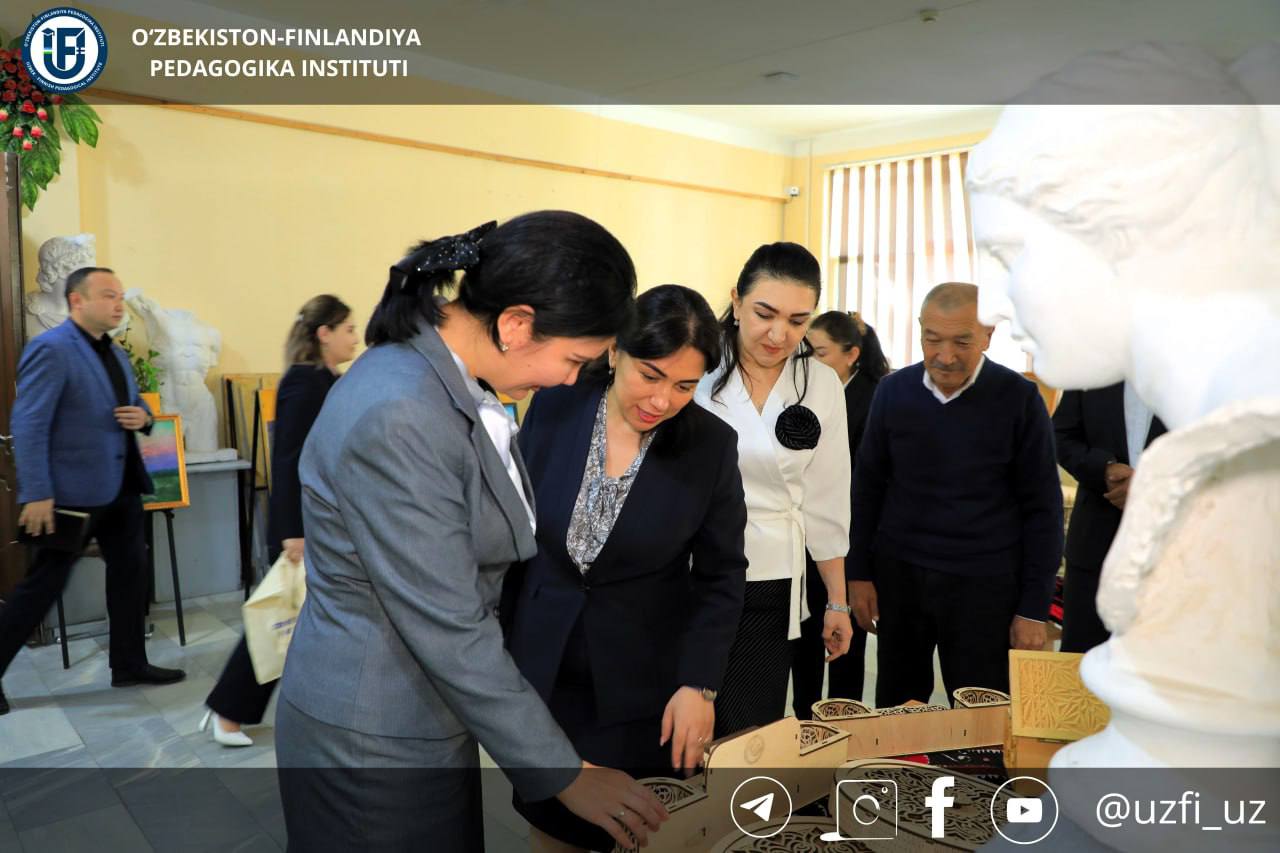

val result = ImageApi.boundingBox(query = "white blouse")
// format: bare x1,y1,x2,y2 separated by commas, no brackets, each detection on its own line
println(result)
696,353,851,639
446,348,537,534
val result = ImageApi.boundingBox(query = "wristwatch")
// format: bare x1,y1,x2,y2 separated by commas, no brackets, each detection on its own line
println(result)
690,686,718,702
826,602,852,615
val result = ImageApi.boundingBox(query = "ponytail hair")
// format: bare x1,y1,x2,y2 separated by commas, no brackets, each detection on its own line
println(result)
365,211,636,348
284,294,351,369
809,309,891,382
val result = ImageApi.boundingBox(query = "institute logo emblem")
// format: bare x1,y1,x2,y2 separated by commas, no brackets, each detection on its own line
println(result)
22,7,108,93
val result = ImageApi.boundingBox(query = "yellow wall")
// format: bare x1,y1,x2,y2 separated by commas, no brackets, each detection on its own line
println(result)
20,103,789,390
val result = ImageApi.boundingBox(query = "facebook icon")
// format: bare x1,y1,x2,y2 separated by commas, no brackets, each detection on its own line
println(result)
925,775,956,839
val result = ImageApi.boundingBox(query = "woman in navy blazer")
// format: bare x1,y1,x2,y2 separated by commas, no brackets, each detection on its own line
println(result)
200,295,359,746
504,285,748,852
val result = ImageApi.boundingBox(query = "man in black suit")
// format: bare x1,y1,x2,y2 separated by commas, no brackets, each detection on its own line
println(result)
1053,382,1167,653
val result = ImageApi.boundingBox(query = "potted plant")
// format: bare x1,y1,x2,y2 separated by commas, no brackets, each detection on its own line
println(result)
0,32,105,211
119,331,163,413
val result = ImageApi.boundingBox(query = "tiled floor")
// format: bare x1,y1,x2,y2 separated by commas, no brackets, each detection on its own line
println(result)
0,591,948,852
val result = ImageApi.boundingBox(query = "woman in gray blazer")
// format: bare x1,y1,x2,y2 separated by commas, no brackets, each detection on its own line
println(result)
275,212,667,852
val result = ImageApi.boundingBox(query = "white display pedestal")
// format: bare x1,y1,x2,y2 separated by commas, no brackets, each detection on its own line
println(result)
41,459,251,634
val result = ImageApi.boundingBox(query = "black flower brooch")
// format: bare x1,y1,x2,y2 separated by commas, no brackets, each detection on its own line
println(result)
775,404,821,450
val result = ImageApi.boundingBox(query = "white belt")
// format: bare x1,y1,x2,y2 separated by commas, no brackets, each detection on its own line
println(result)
754,506,807,640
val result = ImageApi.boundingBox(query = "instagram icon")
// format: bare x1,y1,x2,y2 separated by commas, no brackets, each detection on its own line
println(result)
822,778,899,841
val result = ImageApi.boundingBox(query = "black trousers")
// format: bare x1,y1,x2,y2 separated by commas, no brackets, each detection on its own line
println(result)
206,634,278,724
206,541,282,725
788,555,870,712
791,556,866,718
872,553,1019,708
0,490,149,675
1060,562,1110,654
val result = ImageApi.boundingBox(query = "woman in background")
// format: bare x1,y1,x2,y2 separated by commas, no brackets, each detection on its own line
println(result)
790,311,889,715
506,285,747,853
695,243,853,737
200,295,358,746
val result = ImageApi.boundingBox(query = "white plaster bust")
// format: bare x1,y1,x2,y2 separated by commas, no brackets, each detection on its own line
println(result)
967,42,1280,772
25,234,116,339
126,290,223,454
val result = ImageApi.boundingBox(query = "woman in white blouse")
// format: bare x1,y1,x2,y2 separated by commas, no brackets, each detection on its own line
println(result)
695,242,853,736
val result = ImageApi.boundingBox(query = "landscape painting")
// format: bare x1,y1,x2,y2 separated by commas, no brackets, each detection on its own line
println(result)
139,414,190,511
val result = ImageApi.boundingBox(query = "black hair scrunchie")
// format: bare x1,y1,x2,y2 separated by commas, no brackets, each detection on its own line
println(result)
775,404,821,450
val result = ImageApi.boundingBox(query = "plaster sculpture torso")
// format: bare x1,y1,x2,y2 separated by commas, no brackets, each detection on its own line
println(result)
967,41,1280,777
126,290,225,456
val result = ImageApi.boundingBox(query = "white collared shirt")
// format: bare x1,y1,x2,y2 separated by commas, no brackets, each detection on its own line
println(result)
922,355,986,404
1123,381,1155,467
445,348,536,534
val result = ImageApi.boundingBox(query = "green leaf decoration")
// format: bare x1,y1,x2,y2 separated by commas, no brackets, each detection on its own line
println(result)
19,177,37,211
0,42,105,209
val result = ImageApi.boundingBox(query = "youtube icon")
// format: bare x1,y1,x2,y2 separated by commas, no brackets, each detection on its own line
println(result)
1007,798,1043,823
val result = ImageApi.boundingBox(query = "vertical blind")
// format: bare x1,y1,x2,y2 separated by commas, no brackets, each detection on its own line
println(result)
823,149,981,369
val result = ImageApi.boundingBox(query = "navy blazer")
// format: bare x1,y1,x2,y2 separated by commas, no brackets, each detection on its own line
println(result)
504,381,748,726
12,319,153,506
1054,383,1166,571
267,364,337,557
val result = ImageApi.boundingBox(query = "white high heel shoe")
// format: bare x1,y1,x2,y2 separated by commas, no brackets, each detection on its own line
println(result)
199,709,254,747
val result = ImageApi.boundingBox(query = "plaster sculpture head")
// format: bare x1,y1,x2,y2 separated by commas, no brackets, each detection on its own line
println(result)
35,233,96,297
967,42,1280,429
26,234,107,338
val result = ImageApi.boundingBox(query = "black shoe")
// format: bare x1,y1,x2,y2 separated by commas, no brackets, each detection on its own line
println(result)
0,686,9,715
111,664,186,687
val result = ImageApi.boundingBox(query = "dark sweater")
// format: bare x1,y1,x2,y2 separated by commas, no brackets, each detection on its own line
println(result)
848,359,1063,620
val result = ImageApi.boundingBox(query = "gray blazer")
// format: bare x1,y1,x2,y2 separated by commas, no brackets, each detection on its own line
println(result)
278,323,580,801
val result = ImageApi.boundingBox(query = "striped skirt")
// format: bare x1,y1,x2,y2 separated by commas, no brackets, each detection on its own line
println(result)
714,578,794,739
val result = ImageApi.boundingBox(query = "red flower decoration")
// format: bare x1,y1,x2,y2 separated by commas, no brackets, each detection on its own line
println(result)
36,107,48,121
30,126,44,138
32,91,45,103
2,63,15,73
21,139,33,151
2,79,15,90
11,127,23,137
1,91,15,103
51,94,63,104
20,100,35,114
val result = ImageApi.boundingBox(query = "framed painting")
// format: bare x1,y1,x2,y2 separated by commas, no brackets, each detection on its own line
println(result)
222,372,280,487
256,387,277,493
498,392,520,425
140,414,191,511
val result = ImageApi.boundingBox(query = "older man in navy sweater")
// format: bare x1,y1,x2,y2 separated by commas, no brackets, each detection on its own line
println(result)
849,283,1062,707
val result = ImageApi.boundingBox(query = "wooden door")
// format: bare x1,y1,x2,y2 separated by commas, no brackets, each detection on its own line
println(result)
0,153,26,596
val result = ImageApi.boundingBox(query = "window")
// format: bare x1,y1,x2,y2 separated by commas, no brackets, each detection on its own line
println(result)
822,149,1025,371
